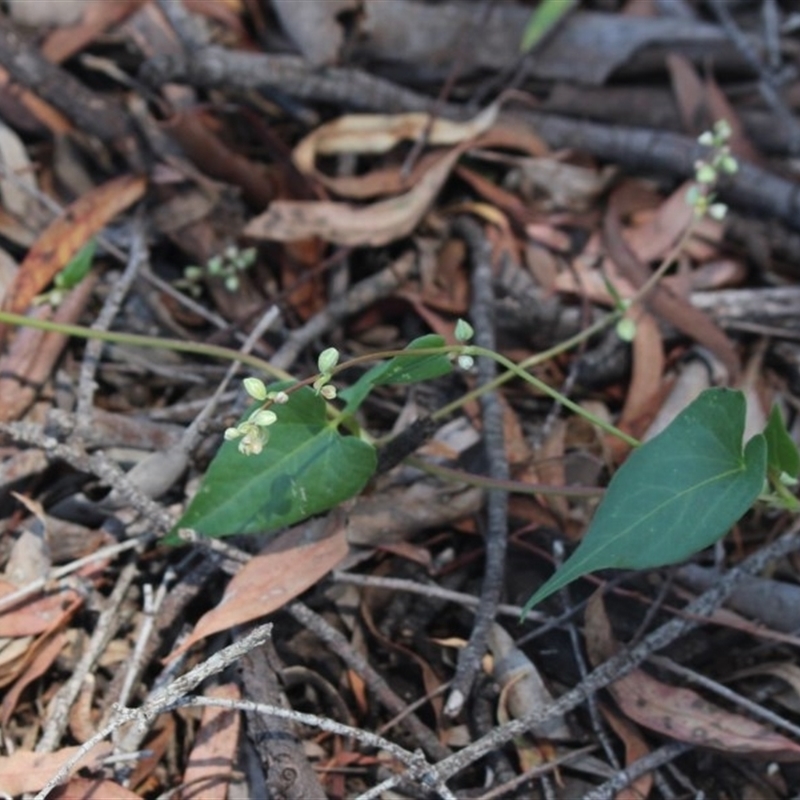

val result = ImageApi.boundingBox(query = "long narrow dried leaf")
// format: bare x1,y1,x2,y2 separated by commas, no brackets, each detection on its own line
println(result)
293,104,499,170
244,149,460,246
0,745,112,795
600,705,653,800
586,594,800,762
172,519,348,656
0,273,98,422
50,778,141,799
180,684,241,800
615,310,664,443
1,632,66,725
3,174,145,318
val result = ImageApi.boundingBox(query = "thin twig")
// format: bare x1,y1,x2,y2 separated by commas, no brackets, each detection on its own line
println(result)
555,541,620,772
170,697,456,800
333,571,547,622
271,251,417,371
36,561,139,753
33,623,274,800
446,216,509,716
707,0,800,155
0,535,145,614
476,744,598,800
74,219,148,433
428,520,800,786
650,655,800,741
0,420,174,531
401,0,495,177
580,743,691,800
115,569,175,714
287,601,450,762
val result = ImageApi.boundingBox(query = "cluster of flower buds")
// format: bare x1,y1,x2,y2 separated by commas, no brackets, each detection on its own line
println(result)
226,324,481,457
224,377,288,456
454,318,475,369
686,120,739,220
181,245,257,296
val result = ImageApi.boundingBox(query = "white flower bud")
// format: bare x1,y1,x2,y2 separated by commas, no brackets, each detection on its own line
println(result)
454,318,474,342
317,347,340,375
250,409,278,427
243,377,268,401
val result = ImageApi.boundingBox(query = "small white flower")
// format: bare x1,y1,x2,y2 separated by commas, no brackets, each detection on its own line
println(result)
713,119,732,140
719,155,738,174
237,422,269,456
695,163,717,184
708,203,728,221
457,354,474,371
239,433,265,456
698,131,715,147
319,384,337,400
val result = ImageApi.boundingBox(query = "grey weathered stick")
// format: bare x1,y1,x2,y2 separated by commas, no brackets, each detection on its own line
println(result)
429,520,800,787
36,562,139,752
75,220,148,434
271,251,417,371
287,601,450,761
140,44,800,232
239,640,326,799
33,623,274,800
445,216,509,716
581,742,691,800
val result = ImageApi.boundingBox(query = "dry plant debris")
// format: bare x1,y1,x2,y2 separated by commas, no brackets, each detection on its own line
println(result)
0,1,799,798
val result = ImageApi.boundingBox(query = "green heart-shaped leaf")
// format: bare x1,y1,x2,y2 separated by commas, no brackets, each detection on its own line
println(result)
523,388,767,614
167,387,376,542
764,404,799,480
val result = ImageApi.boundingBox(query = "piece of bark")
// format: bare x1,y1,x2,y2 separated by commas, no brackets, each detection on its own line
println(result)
355,2,744,85
509,110,800,235
139,45,800,234
676,564,800,634
239,641,327,800
690,286,800,332
0,13,139,158
542,84,797,157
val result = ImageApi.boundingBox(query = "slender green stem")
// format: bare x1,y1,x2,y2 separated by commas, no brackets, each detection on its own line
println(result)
468,345,640,448
430,216,699,442
0,310,638,445
433,310,622,423
0,310,292,382
2,208,691,455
